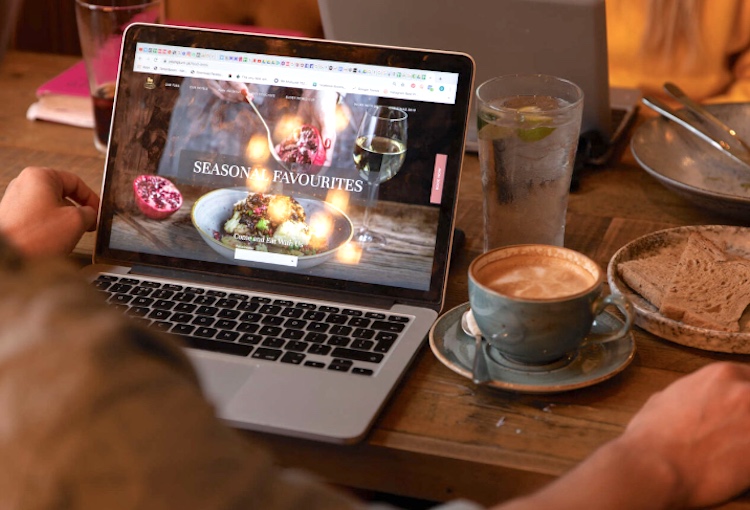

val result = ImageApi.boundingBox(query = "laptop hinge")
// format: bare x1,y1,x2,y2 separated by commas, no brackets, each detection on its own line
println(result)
130,265,398,310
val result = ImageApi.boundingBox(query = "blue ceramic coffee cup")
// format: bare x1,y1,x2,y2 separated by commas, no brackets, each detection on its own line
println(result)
468,244,633,365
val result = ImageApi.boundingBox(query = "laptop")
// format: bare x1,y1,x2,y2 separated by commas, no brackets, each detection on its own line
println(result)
83,23,474,444
317,0,640,161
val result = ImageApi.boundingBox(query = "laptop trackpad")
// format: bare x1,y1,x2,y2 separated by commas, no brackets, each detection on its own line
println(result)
189,356,254,406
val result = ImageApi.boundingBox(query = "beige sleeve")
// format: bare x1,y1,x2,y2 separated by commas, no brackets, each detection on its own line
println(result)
0,241,486,510
0,244,363,509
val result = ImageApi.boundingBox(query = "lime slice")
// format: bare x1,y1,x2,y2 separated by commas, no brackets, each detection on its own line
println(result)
517,126,556,142
478,122,513,140
515,105,555,142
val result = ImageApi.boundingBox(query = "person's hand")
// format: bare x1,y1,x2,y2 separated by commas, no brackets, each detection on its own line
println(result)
0,167,100,257
620,362,750,508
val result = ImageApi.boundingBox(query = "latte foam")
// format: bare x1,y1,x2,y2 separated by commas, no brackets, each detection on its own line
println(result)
482,255,596,299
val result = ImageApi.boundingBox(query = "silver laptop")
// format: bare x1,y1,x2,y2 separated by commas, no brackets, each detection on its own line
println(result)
83,23,474,444
318,0,640,157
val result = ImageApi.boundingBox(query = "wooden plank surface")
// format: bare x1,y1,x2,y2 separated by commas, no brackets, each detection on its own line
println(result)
3,51,750,508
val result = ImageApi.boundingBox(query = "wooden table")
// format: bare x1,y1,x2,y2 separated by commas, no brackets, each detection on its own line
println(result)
4,51,750,508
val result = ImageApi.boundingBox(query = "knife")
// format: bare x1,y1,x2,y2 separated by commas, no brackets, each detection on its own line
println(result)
641,94,750,169
663,82,750,156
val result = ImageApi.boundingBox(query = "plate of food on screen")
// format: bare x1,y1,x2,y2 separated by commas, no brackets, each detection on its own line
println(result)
191,188,353,269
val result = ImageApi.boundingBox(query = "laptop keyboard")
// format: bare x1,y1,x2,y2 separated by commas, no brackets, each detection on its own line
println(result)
92,274,411,376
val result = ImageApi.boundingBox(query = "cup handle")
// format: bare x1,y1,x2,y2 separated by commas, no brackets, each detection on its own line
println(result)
585,293,634,344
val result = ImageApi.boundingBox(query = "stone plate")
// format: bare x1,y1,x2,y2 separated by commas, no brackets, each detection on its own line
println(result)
607,225,750,353
631,103,750,219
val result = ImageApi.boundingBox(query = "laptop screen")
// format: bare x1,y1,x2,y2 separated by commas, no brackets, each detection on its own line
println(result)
96,24,473,308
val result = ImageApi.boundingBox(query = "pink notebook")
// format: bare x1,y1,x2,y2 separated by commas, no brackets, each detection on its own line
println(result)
28,22,306,128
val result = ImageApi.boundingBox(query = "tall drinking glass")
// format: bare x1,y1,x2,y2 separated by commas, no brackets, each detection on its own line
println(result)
476,74,583,251
352,105,408,247
0,0,23,64
75,0,163,153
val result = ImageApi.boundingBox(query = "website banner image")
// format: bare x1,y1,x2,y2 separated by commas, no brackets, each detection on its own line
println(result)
108,70,455,291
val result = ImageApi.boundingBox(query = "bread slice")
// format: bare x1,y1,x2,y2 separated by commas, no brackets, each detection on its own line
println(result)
617,243,684,309
659,233,750,332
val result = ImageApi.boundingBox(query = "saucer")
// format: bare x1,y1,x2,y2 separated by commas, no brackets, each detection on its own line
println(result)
429,303,636,394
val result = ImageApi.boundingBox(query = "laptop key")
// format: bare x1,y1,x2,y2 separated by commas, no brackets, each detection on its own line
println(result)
195,327,218,338
218,309,240,319
172,312,193,323
195,305,219,316
132,296,154,307
252,347,283,361
351,339,375,350
348,317,371,328
194,295,217,305
305,332,328,344
388,315,410,323
284,340,307,352
352,328,375,340
329,325,352,336
215,319,237,330
148,309,172,321
192,316,215,327
327,336,350,347
262,316,284,326
174,302,197,313
326,314,348,325
371,320,406,333
239,333,262,345
307,322,329,333
237,323,260,333
304,361,325,368
303,310,326,321
183,336,252,357
152,289,175,299
374,338,396,353
216,298,238,308
130,286,153,297
262,337,285,348
172,324,196,336
331,347,384,364
259,325,282,336
280,352,305,365
110,294,133,304
129,306,150,317
216,330,240,342
328,359,353,372
308,344,331,355
173,292,195,302
153,299,175,310
281,329,305,340
352,368,374,376
281,307,304,318
238,302,260,312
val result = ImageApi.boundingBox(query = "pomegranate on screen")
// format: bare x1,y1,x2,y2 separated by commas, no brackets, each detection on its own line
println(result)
275,125,331,171
132,175,183,220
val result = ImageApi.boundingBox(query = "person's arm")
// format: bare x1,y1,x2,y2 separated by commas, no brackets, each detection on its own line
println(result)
0,166,98,256
493,362,750,510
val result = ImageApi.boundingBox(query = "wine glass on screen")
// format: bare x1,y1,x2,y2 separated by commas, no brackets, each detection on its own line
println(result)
352,105,408,247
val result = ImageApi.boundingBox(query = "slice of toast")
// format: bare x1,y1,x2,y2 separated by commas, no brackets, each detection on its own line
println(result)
617,242,684,309
659,233,750,332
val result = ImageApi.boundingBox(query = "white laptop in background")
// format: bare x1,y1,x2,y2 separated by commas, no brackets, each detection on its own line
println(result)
318,0,640,159
83,23,474,444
